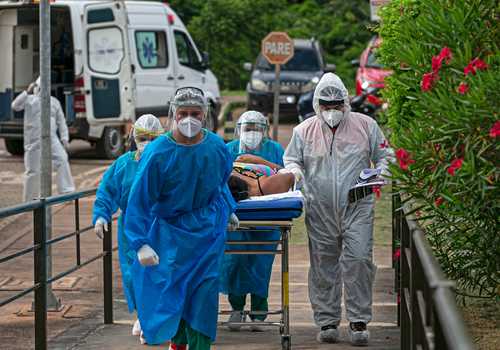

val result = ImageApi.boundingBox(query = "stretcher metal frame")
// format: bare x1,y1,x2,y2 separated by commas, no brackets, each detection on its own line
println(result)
219,220,292,350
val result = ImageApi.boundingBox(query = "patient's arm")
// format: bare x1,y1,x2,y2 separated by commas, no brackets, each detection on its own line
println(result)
259,173,295,195
235,154,283,170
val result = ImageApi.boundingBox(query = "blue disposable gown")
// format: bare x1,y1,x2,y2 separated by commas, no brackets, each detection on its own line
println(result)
92,151,138,312
125,131,235,344
220,138,284,298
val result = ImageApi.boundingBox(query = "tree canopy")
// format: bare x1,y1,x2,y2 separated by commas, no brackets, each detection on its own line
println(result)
167,0,373,90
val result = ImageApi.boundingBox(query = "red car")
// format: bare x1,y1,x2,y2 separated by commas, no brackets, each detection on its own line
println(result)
352,36,392,107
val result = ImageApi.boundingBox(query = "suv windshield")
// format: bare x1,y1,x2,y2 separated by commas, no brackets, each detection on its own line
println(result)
256,48,320,71
366,49,383,69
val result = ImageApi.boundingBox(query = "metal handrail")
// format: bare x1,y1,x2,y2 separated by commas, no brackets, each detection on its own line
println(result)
0,188,114,350
393,191,475,350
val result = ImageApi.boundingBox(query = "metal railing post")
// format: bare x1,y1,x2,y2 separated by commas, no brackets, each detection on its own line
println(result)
103,221,113,324
34,199,48,350
392,191,401,326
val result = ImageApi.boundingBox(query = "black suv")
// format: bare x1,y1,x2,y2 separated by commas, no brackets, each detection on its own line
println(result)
244,39,335,118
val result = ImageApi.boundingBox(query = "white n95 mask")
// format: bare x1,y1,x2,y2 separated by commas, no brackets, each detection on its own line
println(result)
178,117,202,138
240,131,263,150
323,109,345,127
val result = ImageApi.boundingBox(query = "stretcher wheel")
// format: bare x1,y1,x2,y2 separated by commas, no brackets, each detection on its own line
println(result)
281,335,291,350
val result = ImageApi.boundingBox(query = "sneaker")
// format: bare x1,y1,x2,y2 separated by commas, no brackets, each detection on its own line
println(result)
227,310,246,331
132,319,141,336
316,324,339,343
169,344,187,350
249,319,264,332
349,322,369,346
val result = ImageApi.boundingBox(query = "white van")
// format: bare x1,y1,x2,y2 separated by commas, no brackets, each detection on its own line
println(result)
0,0,221,158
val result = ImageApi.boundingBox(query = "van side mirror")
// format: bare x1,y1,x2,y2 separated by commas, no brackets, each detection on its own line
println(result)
351,59,360,67
325,63,336,73
201,52,210,69
243,62,253,72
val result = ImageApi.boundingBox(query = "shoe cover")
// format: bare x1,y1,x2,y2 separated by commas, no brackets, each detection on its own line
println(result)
316,327,339,343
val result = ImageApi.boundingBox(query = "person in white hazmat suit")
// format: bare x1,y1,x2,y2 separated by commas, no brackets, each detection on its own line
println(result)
11,77,75,202
283,73,391,346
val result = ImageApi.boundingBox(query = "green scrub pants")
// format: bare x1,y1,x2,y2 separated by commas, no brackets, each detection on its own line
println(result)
172,319,211,350
228,293,268,321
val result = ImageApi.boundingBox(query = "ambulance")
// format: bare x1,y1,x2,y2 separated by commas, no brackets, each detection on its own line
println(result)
0,0,221,158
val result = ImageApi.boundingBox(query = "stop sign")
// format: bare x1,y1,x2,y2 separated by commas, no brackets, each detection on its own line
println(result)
261,32,294,65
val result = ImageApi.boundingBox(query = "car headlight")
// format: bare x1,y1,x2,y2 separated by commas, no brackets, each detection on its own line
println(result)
251,79,268,92
361,80,374,90
302,77,320,93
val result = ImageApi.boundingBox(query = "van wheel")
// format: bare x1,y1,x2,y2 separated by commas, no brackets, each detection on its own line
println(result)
206,103,218,132
96,127,124,159
4,139,24,156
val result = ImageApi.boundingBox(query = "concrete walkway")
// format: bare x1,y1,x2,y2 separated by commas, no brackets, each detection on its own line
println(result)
51,244,399,350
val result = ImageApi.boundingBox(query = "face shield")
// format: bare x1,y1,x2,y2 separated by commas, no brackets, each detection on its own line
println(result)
313,73,350,127
168,87,208,138
235,111,269,153
132,114,164,154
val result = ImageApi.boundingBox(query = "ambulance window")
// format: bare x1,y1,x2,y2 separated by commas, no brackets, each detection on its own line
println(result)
87,9,115,24
135,31,168,69
88,27,124,74
174,30,202,70
21,34,29,49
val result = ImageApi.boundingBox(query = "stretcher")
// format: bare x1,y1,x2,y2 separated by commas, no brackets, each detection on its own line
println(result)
220,192,303,350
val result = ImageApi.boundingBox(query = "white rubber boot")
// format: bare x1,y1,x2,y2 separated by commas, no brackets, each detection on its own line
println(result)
132,319,141,336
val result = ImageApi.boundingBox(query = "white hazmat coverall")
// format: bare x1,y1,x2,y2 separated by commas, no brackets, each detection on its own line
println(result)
284,73,391,326
12,87,75,202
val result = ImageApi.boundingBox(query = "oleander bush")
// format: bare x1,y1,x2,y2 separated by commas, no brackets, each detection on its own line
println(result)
378,0,499,298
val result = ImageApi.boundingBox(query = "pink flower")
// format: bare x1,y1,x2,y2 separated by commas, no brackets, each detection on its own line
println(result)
439,47,452,64
464,63,476,76
380,140,389,149
458,82,469,94
395,148,415,171
464,57,489,76
431,47,452,73
447,158,464,176
393,248,401,261
432,55,443,73
435,197,444,206
421,72,437,92
489,121,500,138
471,57,488,70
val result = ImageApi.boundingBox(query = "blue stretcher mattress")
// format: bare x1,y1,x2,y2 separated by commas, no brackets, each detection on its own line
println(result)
235,197,303,221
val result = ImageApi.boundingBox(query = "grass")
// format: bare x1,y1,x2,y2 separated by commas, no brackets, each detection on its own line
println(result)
290,186,393,246
221,90,246,97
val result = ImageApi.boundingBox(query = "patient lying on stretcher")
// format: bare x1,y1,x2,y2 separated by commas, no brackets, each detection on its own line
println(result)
228,154,295,201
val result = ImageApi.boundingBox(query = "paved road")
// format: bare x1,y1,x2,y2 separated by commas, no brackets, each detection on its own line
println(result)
0,109,397,350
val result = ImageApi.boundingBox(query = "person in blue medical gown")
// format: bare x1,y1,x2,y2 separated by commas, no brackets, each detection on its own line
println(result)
125,87,236,349
92,114,164,337
221,111,285,332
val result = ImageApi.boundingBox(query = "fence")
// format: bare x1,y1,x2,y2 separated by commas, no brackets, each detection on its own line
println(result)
0,189,113,350
393,192,476,350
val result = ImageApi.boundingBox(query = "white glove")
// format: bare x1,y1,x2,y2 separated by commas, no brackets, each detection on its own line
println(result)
137,244,159,266
94,217,108,239
357,168,386,185
227,213,240,231
285,167,304,190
